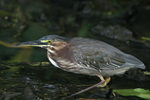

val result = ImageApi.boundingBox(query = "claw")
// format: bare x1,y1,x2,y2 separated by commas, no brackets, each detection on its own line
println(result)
97,75,111,87
97,81,106,87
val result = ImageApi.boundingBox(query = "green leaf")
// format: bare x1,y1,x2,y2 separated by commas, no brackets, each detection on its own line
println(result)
114,88,150,100
144,71,150,75
142,37,150,41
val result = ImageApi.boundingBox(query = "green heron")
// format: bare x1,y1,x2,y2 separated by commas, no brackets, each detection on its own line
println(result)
13,35,145,88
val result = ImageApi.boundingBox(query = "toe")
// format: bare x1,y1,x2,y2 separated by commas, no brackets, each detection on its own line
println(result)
97,81,107,87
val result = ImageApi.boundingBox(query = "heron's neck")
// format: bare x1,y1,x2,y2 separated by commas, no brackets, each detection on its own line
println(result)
47,42,73,61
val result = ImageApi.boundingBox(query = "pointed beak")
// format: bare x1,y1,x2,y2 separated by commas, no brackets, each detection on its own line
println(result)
13,40,47,47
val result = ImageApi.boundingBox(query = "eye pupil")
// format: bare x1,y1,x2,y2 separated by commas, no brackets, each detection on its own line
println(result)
48,40,52,44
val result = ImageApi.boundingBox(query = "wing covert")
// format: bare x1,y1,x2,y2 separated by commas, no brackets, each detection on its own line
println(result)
72,42,126,71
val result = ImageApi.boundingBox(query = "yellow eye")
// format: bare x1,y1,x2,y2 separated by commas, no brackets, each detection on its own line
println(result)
47,40,52,44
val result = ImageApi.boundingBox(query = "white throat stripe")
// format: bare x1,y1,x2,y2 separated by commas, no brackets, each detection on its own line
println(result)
48,57,59,68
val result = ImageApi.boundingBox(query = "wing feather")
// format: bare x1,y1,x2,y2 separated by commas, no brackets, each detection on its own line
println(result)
71,38,126,71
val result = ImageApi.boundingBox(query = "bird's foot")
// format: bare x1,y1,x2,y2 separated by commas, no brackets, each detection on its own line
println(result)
97,76,111,87
97,81,107,87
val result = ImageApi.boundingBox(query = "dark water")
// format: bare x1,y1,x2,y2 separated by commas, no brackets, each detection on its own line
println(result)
1,0,150,100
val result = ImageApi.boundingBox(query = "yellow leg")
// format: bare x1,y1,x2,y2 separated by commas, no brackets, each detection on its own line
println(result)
97,75,111,87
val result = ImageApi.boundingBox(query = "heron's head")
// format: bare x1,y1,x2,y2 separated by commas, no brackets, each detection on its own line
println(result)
13,35,70,53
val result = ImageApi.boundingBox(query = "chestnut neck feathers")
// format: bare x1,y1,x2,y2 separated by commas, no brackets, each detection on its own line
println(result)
47,41,73,62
